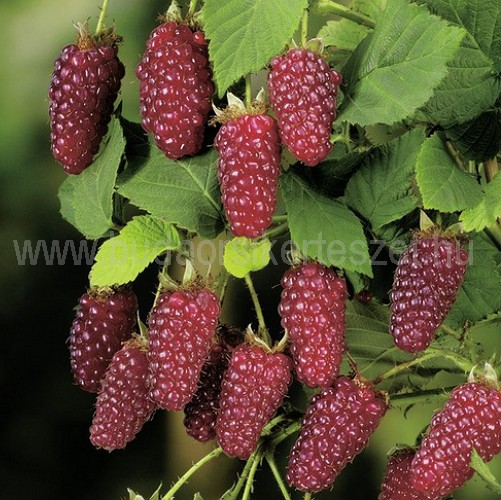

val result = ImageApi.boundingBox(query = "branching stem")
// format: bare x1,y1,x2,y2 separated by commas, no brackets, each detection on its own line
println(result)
390,386,455,407
244,273,272,345
242,450,263,500
266,454,292,500
316,0,375,28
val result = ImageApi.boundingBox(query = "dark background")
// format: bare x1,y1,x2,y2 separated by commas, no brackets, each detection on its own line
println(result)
1,0,499,498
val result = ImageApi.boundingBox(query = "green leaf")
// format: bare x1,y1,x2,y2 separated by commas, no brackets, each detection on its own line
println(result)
338,0,464,126
318,0,385,51
89,215,181,287
345,128,425,229
58,117,125,239
470,448,501,495
281,170,372,276
446,107,501,162
446,233,501,328
417,0,501,126
223,237,271,278
202,0,308,97
416,134,483,212
460,174,501,232
126,489,145,500
117,147,224,239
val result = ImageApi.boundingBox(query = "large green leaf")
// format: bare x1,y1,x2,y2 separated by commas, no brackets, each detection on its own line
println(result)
281,170,372,276
58,117,125,239
418,0,501,126
416,134,483,212
460,174,501,232
445,233,501,328
202,0,307,97
338,0,464,126
117,148,224,239
470,449,501,495
345,128,424,229
89,215,181,287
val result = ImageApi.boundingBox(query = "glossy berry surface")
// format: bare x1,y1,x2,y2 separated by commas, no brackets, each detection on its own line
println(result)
89,340,156,451
390,236,468,353
215,113,281,238
216,344,292,459
69,287,138,393
379,449,438,500
147,287,220,411
287,376,387,493
49,35,124,174
267,47,341,166
410,381,501,497
278,261,347,388
136,21,214,159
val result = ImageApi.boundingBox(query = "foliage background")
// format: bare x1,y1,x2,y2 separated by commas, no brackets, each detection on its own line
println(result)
0,0,499,499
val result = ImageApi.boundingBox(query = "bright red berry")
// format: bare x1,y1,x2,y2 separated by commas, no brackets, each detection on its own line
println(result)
147,287,220,411
390,235,468,353
278,261,347,389
69,287,138,393
49,26,124,174
216,344,292,459
267,47,341,167
89,338,156,451
136,21,214,159
410,381,501,498
183,325,244,442
287,376,388,493
379,449,439,500
214,112,281,238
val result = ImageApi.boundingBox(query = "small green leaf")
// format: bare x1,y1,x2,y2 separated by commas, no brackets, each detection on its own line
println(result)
416,134,483,212
470,448,501,495
58,117,125,239
339,0,464,126
223,237,271,278
460,174,501,232
345,128,425,229
446,233,501,328
89,215,181,287
281,171,372,277
117,147,224,239
202,0,308,96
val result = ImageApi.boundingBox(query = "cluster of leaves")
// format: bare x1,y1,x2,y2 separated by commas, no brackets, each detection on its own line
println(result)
57,0,501,497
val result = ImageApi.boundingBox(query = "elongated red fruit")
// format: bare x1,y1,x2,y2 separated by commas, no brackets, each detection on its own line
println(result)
49,25,124,174
390,234,468,353
136,20,214,159
278,261,347,388
215,112,281,238
216,344,292,459
147,287,220,410
410,380,501,497
90,338,157,451
267,47,341,166
69,287,138,393
287,376,388,493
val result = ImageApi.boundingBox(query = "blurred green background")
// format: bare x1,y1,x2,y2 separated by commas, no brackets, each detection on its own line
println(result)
1,0,500,499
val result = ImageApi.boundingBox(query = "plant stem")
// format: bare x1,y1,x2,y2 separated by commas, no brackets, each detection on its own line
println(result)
95,0,110,35
244,273,272,346
187,0,199,17
484,157,499,182
373,352,440,385
152,256,171,308
222,453,257,500
316,0,375,28
242,450,263,500
301,8,309,45
266,454,292,500
269,420,302,448
304,493,312,500
390,386,455,407
245,74,252,108
214,268,230,306
272,215,289,223
161,447,223,499
440,323,461,340
265,222,290,240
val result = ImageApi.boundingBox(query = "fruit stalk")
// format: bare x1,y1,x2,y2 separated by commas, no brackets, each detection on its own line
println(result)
266,454,292,500
244,273,272,345
95,0,110,35
300,8,308,45
316,0,375,28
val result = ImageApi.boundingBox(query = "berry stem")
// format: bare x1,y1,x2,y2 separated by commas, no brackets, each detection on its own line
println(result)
440,323,461,341
265,222,289,240
152,256,171,308
245,74,252,108
301,8,309,46
304,494,312,500
389,386,456,407
268,420,302,448
187,0,199,17
161,447,223,499
222,451,258,499
266,454,292,500
214,268,230,306
272,215,289,223
242,449,263,500
316,0,376,29
244,273,272,346
95,0,110,35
